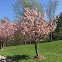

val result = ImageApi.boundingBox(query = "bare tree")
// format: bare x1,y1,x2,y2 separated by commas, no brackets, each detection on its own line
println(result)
46,0,58,42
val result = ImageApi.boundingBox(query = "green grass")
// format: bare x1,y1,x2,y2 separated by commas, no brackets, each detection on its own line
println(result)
0,40,62,62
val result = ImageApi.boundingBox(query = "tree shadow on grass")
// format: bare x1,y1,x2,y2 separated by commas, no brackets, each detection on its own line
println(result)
7,55,31,62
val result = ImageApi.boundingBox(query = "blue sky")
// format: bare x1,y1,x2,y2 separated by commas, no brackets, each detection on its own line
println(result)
0,0,62,22
0,0,16,22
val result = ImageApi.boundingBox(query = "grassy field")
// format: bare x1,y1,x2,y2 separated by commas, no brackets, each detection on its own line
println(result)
0,40,62,62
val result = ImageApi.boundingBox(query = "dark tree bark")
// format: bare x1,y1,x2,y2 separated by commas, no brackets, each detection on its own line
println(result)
6,38,8,47
0,42,1,49
2,42,3,47
35,41,38,56
6,41,7,47
50,32,52,42
24,35,26,45
29,39,31,44
34,20,39,56
38,38,40,43
24,40,26,45
30,41,31,44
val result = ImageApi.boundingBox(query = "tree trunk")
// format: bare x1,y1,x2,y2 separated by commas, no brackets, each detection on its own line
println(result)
0,42,1,49
25,41,26,45
6,40,7,47
35,41,38,56
30,41,31,44
29,39,31,44
24,35,26,45
38,38,40,43
2,42,3,48
50,32,52,42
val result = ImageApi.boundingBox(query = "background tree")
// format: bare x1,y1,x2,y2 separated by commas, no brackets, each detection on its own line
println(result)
0,17,10,23
0,18,5,23
13,0,43,44
0,18,18,49
1,17,11,47
46,0,58,42
53,13,62,40
12,0,43,19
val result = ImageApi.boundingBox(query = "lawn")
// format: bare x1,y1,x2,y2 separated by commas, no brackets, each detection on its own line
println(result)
0,40,62,62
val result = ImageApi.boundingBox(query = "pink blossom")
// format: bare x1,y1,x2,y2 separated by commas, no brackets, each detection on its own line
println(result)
17,7,60,42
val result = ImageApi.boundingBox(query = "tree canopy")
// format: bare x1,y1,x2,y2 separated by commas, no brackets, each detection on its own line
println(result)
53,13,62,40
12,0,43,18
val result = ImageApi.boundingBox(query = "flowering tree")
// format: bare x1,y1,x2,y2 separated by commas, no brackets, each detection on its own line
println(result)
18,7,60,56
0,18,18,49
